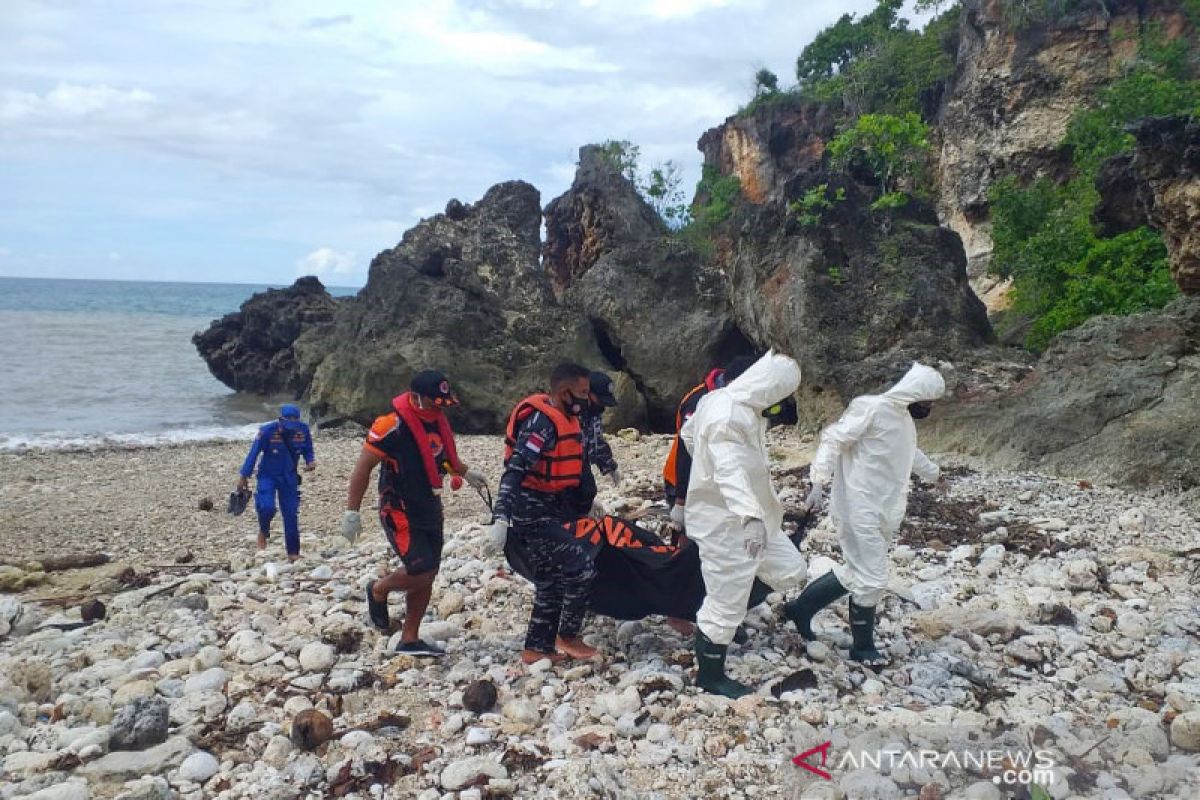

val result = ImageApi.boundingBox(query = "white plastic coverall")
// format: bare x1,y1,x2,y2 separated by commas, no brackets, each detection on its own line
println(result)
809,363,945,607
681,351,808,646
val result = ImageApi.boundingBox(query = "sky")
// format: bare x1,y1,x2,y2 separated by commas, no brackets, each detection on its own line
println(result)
0,0,927,287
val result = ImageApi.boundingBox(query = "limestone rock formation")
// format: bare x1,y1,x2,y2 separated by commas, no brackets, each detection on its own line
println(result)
696,102,837,206
546,146,754,429
720,175,994,421
543,145,667,298
1094,115,1200,295
192,276,340,395
927,295,1200,488
294,182,601,432
933,0,1186,297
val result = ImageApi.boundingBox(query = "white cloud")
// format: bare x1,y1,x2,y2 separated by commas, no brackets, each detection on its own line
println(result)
0,0,892,283
296,247,356,278
0,82,156,124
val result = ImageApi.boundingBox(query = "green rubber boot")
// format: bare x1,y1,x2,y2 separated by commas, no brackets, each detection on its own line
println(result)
694,630,753,699
848,600,888,665
783,571,848,641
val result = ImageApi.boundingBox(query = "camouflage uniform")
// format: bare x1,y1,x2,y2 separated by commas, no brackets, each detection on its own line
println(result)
495,410,597,653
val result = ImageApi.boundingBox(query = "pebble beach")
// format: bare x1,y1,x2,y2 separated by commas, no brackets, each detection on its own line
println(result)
1,431,1199,799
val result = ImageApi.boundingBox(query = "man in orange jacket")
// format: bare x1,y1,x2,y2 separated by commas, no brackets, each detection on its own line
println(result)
488,362,599,664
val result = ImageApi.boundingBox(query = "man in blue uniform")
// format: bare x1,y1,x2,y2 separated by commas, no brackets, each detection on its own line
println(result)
237,404,315,561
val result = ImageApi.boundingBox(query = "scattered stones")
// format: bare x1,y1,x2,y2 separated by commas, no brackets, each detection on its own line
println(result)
290,709,334,750
178,750,220,783
441,755,508,790
463,679,498,714
298,641,336,673
1170,710,1200,751
1,437,1199,799
80,599,107,622
109,697,170,750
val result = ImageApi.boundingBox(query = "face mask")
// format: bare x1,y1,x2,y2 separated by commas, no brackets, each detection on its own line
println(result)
561,392,587,417
908,402,932,420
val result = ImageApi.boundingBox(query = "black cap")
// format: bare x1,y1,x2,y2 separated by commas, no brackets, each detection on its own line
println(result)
589,370,618,408
410,369,459,407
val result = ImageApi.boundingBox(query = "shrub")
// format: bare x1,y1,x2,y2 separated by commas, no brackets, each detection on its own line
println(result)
788,183,846,227
589,140,691,228
986,26,1192,349
692,165,742,230
827,112,931,195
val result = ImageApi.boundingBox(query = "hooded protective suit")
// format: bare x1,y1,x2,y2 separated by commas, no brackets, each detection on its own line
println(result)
809,363,945,607
681,351,807,646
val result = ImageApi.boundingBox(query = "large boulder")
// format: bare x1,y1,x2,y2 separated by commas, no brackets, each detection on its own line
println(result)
546,146,754,429
192,276,340,395
1094,115,1200,295
295,182,601,432
926,296,1200,488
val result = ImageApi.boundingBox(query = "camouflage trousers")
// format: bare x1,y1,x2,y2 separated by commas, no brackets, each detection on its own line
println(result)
513,520,597,653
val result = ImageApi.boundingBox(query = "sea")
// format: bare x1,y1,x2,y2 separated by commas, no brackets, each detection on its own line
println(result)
0,277,357,451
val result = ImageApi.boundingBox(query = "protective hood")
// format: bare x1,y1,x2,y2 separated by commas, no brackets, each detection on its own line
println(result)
724,351,801,413
280,403,302,420
882,363,945,406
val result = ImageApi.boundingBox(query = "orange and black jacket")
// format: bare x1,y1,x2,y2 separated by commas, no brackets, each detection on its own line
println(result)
494,394,585,524
662,369,724,505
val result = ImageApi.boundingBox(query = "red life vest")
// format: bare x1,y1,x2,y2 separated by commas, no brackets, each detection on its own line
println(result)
392,391,464,488
503,394,584,493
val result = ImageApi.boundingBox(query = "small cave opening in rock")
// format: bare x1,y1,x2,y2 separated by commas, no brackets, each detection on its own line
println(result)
589,318,671,432
708,324,758,370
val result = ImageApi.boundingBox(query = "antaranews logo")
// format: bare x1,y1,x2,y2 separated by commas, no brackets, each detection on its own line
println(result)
792,743,1056,788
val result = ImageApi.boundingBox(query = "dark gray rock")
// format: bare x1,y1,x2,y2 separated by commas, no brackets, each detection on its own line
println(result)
720,173,993,420
295,182,601,432
109,696,170,751
927,296,1200,488
192,276,341,394
547,146,754,429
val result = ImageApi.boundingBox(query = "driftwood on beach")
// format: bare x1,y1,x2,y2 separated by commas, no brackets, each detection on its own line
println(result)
0,552,110,572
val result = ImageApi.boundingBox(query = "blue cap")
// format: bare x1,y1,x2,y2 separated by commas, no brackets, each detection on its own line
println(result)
280,404,302,420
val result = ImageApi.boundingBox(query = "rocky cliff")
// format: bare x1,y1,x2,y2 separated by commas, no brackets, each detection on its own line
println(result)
1095,115,1200,295
292,182,602,433
192,276,340,396
933,0,1188,305
546,146,755,430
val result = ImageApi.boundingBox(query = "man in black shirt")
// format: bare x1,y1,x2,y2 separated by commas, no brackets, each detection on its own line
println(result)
342,370,485,656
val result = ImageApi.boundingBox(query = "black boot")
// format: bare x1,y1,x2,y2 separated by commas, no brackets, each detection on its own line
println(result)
848,600,888,665
694,630,753,699
783,571,848,641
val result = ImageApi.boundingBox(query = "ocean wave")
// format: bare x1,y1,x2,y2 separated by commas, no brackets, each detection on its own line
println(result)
0,424,263,453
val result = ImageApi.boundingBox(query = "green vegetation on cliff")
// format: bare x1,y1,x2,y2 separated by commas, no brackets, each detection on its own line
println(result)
989,23,1196,349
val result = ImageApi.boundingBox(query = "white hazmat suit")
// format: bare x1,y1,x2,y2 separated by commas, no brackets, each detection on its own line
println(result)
681,351,808,646
809,363,945,607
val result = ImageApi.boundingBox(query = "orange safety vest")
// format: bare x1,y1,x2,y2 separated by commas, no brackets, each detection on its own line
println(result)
661,369,724,490
503,394,584,493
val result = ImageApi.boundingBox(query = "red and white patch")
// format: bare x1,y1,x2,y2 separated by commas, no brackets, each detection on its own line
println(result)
524,432,546,454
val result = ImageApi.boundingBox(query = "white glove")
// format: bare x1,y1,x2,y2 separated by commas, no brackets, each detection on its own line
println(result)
340,510,362,544
589,499,608,520
463,467,487,490
668,504,686,531
743,519,767,559
803,484,824,513
607,469,622,489
486,518,509,555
